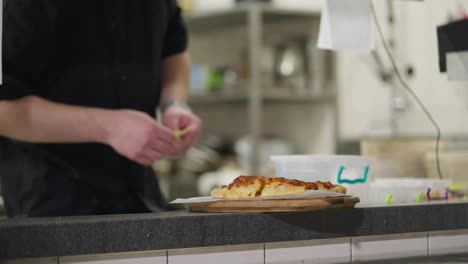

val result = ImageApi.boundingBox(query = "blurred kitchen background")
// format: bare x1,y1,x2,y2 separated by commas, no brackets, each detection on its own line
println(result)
146,0,468,203
3,0,468,214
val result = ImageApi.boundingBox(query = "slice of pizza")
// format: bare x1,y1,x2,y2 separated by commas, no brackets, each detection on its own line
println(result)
210,176,346,199
317,181,347,194
210,176,267,199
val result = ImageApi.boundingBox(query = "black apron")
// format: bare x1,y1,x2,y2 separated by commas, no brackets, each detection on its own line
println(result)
0,139,166,217
0,0,187,217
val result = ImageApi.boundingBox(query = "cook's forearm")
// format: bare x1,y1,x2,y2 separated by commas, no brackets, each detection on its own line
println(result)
160,52,190,105
0,96,115,144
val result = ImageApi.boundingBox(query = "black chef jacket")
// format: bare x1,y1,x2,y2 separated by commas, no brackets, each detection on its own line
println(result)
0,0,187,217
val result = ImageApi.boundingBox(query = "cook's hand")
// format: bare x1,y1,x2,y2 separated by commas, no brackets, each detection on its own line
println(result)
107,109,177,166
162,104,202,157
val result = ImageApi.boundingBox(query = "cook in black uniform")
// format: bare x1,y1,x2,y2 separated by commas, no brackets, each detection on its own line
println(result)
0,0,202,217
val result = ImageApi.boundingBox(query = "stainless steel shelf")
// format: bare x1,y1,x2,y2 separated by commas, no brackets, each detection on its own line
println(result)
184,4,321,32
184,8,247,32
184,3,327,174
189,93,335,104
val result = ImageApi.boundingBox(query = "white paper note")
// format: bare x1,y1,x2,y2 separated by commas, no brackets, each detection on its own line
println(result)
447,51,468,81
317,0,374,52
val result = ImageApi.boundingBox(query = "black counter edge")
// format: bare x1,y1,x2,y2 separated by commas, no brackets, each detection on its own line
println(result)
1,203,468,259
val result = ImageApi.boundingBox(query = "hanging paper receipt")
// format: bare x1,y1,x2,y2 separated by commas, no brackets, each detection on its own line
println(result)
317,0,374,52
447,51,468,81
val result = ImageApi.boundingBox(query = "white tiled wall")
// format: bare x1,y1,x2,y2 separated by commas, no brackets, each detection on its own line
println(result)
59,251,166,264
265,238,351,264
168,244,264,264
6,231,468,264
351,233,428,262
429,229,468,256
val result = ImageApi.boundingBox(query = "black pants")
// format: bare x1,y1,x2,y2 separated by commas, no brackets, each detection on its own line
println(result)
0,140,160,217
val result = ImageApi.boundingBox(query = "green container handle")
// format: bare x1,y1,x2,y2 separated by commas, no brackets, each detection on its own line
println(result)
337,165,369,185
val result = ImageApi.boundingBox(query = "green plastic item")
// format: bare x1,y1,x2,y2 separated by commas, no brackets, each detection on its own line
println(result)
385,194,393,204
206,70,223,91
416,193,425,203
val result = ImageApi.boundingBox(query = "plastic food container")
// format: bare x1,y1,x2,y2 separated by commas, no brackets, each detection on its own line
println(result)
270,155,373,183
368,178,453,204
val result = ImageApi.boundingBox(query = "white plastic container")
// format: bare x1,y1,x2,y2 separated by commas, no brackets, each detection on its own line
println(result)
368,178,452,204
270,155,374,200
235,137,295,172
270,155,373,183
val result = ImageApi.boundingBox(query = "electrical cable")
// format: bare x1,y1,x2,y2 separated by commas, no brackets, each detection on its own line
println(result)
370,1,444,179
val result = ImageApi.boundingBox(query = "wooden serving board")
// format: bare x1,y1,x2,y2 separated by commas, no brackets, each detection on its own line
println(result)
185,196,360,213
